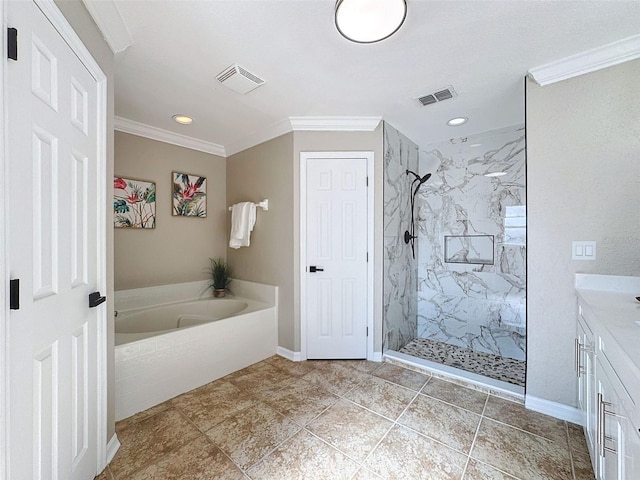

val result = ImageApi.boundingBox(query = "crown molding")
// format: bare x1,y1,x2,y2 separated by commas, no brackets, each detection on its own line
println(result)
115,116,385,158
225,116,383,156
82,0,133,53
225,118,293,157
289,116,382,131
528,34,640,86
114,117,226,157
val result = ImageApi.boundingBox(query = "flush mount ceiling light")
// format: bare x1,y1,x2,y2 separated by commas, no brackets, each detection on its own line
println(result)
335,0,407,44
484,171,507,177
447,117,468,126
172,114,193,125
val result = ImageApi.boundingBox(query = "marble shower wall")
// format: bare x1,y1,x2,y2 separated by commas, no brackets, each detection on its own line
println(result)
416,125,526,361
383,123,419,352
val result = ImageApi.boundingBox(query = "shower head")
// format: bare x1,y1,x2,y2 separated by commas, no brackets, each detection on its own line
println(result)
406,170,431,185
418,173,431,185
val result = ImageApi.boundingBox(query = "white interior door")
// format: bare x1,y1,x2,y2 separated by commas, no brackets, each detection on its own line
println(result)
305,155,369,359
7,2,103,478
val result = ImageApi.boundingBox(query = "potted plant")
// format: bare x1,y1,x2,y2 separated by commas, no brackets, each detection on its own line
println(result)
208,257,232,298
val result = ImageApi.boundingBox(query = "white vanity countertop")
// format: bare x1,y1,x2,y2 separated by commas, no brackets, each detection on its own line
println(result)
575,274,640,380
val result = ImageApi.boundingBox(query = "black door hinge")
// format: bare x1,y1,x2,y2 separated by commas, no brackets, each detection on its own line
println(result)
10,279,19,310
8,28,17,61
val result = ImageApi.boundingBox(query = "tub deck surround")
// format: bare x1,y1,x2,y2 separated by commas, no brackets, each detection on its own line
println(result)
115,278,276,311
115,279,278,420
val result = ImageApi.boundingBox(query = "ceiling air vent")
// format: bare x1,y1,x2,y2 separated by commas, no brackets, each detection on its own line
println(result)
418,94,437,106
216,64,265,95
416,86,457,106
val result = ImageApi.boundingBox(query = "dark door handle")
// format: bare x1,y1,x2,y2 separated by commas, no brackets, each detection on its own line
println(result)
89,291,106,308
10,279,20,310
309,266,324,273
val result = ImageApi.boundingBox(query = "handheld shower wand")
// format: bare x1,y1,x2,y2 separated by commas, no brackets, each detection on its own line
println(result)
404,169,431,259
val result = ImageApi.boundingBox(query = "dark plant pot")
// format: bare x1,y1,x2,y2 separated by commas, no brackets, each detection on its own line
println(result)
213,288,226,298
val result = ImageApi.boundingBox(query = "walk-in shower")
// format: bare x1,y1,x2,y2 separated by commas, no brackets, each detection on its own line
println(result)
383,122,526,392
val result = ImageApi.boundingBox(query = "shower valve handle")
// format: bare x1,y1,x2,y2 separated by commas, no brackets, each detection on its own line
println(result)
404,231,417,244
309,266,324,273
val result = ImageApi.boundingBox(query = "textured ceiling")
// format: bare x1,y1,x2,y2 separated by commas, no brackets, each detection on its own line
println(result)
113,0,640,152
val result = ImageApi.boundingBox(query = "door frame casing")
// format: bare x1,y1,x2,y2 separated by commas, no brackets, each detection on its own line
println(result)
0,1,109,478
299,151,375,361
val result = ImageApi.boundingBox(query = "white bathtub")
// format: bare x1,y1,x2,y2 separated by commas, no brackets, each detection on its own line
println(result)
114,279,278,420
116,297,267,345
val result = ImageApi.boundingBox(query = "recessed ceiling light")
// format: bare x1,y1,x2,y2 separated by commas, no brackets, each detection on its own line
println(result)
172,114,193,125
484,172,507,177
447,117,468,126
469,143,482,148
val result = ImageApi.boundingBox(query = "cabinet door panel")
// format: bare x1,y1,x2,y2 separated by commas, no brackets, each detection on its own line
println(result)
596,361,625,480
577,311,597,464
625,427,640,480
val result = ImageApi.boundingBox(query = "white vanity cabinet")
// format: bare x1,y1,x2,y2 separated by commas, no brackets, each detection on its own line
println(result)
595,351,640,480
576,305,597,465
575,274,640,480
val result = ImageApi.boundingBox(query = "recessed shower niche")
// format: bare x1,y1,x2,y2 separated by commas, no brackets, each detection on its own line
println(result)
444,235,494,265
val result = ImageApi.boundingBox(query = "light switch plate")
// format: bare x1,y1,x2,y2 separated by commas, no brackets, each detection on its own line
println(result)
572,241,596,260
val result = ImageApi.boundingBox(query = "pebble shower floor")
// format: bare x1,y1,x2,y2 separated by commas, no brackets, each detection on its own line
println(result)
399,337,526,386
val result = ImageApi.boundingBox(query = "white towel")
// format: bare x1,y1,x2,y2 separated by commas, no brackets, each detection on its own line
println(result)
229,202,256,249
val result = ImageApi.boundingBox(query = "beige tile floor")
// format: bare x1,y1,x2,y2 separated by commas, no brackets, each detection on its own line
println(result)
96,357,594,480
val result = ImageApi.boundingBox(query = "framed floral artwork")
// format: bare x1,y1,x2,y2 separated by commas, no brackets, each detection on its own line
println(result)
172,172,207,217
113,177,156,228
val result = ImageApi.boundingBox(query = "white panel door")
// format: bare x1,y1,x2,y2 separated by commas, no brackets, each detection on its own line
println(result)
7,2,101,479
306,157,368,359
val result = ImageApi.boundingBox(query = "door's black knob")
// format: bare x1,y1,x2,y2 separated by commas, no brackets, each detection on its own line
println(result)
309,266,324,273
89,291,106,308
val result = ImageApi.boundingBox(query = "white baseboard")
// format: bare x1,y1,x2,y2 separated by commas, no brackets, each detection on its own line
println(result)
525,395,582,425
106,433,120,464
276,346,302,362
276,347,380,362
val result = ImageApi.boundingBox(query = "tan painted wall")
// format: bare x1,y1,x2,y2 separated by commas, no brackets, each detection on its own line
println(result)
56,0,116,441
526,59,640,406
227,127,384,354
293,127,385,353
226,133,295,350
114,132,227,290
